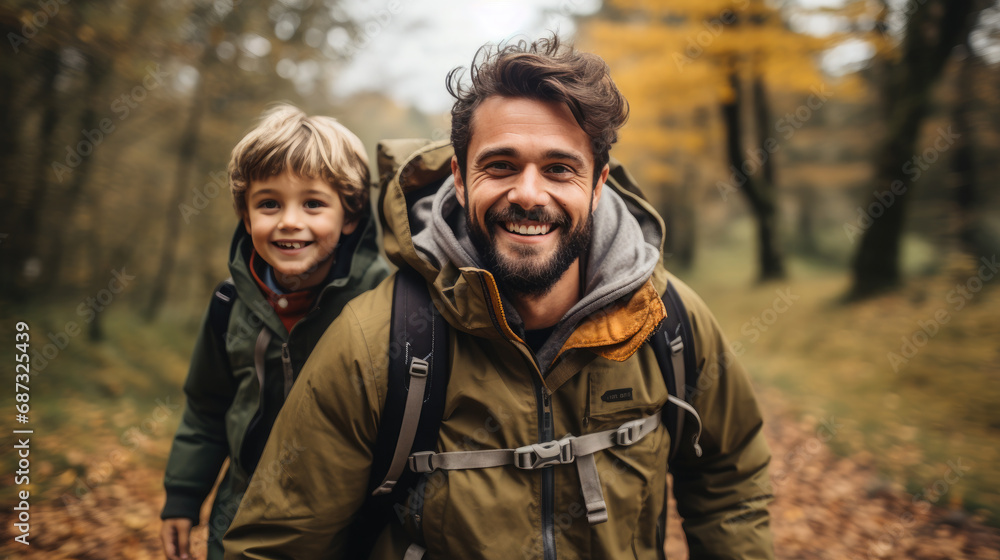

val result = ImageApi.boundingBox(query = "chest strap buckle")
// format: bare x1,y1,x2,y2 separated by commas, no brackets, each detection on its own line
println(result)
514,436,575,469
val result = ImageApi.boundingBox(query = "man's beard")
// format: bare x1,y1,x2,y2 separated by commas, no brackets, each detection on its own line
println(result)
466,203,592,297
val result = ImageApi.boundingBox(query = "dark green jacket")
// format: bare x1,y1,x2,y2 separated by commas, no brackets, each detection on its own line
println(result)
161,214,390,557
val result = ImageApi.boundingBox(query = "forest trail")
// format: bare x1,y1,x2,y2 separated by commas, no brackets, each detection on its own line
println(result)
2,390,998,559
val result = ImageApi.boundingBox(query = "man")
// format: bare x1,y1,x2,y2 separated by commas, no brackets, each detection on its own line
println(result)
225,36,774,559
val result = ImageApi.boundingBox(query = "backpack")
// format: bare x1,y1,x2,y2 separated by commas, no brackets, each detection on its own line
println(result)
208,277,237,350
345,267,703,557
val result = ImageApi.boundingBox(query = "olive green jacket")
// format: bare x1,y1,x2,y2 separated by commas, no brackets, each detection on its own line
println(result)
225,140,773,559
162,215,390,557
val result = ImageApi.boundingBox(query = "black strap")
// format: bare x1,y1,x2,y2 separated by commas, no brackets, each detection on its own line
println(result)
208,278,236,350
649,280,700,461
348,269,450,558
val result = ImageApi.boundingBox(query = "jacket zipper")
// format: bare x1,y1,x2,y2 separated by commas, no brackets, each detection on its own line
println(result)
281,343,293,398
534,377,556,560
478,274,557,560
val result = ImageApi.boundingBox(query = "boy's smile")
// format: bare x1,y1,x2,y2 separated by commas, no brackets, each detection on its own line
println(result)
243,172,357,292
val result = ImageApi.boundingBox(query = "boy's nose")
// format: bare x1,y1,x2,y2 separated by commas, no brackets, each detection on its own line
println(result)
278,208,304,230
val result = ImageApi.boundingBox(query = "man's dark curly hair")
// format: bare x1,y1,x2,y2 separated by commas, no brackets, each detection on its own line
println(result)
447,35,629,185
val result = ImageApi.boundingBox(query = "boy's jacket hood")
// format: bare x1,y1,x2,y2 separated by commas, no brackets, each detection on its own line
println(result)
379,139,670,372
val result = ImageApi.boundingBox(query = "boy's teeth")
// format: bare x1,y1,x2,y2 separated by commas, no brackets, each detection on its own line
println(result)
277,242,303,249
505,223,550,235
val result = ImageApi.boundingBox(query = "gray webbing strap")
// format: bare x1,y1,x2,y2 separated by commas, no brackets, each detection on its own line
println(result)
669,335,686,455
403,543,426,560
666,395,704,457
576,454,608,524
373,358,430,495
253,328,272,392
407,414,660,525
409,448,516,473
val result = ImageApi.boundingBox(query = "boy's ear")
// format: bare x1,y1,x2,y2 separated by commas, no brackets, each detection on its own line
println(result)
242,212,251,233
342,217,359,236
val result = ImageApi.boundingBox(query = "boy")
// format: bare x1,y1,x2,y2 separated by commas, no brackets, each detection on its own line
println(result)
159,105,390,560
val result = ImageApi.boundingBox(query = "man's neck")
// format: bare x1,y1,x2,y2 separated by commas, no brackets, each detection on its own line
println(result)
510,260,582,330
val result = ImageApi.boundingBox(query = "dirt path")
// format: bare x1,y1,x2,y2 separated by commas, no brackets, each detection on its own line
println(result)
3,392,998,559
665,391,1000,560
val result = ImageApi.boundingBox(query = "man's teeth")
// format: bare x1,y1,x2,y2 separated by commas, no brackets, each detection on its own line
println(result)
276,241,305,249
505,223,551,235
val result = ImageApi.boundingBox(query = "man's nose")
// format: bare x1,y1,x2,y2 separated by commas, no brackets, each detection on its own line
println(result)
506,166,550,209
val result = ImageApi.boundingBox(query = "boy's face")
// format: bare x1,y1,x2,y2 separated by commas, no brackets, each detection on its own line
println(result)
243,172,358,292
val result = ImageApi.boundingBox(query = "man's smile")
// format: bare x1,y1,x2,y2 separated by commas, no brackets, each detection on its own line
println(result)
503,221,555,236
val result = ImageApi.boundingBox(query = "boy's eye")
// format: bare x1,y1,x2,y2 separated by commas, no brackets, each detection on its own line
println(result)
305,200,325,209
258,200,279,209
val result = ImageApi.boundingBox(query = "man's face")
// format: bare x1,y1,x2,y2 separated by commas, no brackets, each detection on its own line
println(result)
453,96,609,297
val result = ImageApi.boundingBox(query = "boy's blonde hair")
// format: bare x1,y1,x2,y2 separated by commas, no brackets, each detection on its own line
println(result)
229,104,370,222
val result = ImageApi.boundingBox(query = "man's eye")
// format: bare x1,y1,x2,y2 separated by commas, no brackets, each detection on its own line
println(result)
548,164,573,174
486,161,514,172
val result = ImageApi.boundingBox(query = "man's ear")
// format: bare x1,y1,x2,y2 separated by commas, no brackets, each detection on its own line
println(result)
592,164,610,211
451,156,466,208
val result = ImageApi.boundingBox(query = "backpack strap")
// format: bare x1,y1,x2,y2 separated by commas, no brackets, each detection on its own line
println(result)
208,277,236,350
649,279,703,461
348,269,450,557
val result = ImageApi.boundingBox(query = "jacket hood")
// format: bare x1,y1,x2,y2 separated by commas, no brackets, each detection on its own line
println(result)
379,139,669,372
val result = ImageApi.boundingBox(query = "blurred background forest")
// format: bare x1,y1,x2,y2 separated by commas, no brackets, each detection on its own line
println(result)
1,0,1000,558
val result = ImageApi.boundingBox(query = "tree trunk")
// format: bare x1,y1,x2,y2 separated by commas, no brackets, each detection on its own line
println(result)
950,45,980,256
721,70,785,282
796,187,820,256
41,54,112,289
849,0,978,299
143,72,207,322
6,48,61,297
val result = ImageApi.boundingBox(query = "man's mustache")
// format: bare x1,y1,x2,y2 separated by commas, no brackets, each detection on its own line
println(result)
485,205,571,229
